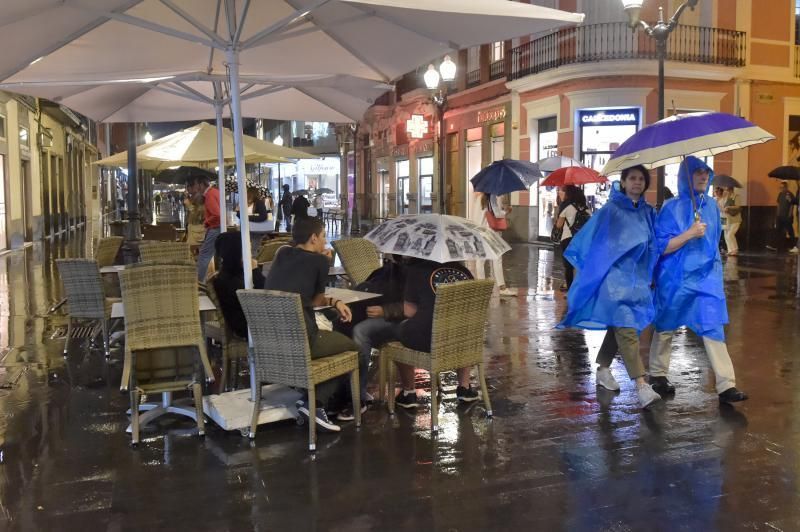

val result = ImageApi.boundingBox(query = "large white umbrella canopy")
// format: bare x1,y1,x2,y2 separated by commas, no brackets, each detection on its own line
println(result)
0,0,583,293
94,121,315,169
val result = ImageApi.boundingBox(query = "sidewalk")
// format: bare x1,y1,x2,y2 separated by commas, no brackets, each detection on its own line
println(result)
1,231,799,530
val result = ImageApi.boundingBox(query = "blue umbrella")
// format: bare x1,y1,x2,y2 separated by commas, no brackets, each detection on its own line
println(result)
601,112,774,176
470,159,543,195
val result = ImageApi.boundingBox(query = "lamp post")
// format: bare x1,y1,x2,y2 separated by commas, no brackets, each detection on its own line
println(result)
621,0,699,208
424,55,457,214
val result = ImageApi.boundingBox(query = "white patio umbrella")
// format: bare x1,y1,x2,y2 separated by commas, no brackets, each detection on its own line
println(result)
0,0,583,291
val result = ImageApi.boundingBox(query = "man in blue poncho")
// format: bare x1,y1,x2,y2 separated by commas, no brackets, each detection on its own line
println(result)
649,156,748,404
559,166,662,409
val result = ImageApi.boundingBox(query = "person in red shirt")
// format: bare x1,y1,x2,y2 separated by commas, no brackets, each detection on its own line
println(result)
190,175,221,281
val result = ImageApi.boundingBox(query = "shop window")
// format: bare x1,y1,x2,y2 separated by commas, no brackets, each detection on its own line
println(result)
490,122,505,163
418,157,434,213
534,116,559,237
396,159,410,215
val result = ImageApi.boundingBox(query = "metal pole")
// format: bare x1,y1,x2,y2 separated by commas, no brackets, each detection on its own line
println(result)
351,125,360,234
225,48,253,291
656,41,666,209
214,93,228,232
126,123,140,240
438,102,447,214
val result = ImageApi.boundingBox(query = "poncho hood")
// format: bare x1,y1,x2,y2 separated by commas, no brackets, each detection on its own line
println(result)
677,155,714,200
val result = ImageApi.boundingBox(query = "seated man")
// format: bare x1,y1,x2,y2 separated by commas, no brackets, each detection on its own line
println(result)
340,255,407,420
212,232,266,339
265,217,357,432
393,258,481,409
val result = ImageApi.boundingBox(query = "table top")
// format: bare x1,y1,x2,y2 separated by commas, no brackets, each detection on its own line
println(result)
100,265,126,274
328,266,346,276
314,287,381,310
111,295,216,319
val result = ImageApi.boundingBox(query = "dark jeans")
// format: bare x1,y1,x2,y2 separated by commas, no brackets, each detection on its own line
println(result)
775,217,796,250
561,237,574,288
352,318,402,402
306,330,358,409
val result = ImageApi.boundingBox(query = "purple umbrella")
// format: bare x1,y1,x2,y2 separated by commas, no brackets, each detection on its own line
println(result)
601,112,774,176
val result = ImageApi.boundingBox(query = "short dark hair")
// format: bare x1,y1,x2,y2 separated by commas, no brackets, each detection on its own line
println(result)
620,165,651,192
292,217,325,244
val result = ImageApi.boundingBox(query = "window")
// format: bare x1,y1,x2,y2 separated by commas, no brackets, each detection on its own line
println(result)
467,46,480,72
396,159,410,215
418,157,434,213
0,115,6,140
492,41,504,62
19,126,29,147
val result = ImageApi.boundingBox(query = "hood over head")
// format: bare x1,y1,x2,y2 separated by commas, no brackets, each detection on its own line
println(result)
677,156,714,198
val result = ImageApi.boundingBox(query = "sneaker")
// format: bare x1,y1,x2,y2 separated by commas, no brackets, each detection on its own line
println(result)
790,247,799,254
649,375,676,395
596,367,620,391
456,385,480,402
498,287,517,297
718,387,748,404
296,400,341,432
394,391,419,409
336,404,368,421
637,382,662,409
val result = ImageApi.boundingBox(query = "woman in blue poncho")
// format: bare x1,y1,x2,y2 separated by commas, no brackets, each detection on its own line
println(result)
649,156,748,404
559,165,662,409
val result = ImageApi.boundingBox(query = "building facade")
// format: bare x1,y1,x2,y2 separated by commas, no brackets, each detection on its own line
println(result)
357,0,800,249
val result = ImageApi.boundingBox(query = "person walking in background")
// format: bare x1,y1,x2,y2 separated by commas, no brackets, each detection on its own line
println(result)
280,183,293,232
312,191,325,222
554,185,589,291
558,165,662,409
191,175,220,282
649,156,748,404
291,191,311,222
714,187,728,254
767,180,798,253
723,186,742,256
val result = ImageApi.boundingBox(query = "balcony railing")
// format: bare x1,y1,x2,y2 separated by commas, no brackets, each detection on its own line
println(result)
489,59,505,80
510,22,746,81
466,69,481,88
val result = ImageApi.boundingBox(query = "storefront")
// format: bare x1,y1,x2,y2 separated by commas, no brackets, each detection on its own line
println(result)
533,116,559,239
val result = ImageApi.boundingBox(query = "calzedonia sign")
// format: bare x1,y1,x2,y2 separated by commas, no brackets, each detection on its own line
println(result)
579,108,640,127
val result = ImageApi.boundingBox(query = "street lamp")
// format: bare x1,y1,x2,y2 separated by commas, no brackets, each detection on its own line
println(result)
273,134,284,146
424,55,457,214
621,0,699,208
144,130,153,144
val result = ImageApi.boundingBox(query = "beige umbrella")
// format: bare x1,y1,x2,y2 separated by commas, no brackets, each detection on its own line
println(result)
95,121,314,170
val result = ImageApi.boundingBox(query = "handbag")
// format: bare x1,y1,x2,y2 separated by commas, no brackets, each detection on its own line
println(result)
550,224,563,243
485,207,508,231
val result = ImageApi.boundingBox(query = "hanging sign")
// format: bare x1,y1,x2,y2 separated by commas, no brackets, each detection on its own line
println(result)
406,114,429,139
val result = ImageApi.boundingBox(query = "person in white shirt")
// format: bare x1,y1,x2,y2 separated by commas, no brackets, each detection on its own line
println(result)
555,185,587,290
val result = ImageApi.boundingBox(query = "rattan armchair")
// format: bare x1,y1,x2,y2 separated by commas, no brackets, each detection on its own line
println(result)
237,289,361,452
94,236,123,267
56,259,118,358
255,239,291,263
331,238,380,287
139,241,192,263
119,263,214,445
383,279,494,432
205,272,249,391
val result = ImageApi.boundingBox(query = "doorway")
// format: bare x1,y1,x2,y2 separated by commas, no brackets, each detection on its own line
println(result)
21,160,32,242
465,128,483,223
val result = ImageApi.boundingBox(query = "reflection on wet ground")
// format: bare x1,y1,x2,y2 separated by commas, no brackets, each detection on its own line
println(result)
1,231,799,530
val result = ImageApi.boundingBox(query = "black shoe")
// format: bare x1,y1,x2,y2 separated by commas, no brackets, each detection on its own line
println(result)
649,376,676,395
296,400,341,432
336,404,368,421
456,385,480,402
718,387,748,404
394,391,419,409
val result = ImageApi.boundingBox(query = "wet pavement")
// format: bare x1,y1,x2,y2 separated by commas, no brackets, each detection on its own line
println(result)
1,230,800,531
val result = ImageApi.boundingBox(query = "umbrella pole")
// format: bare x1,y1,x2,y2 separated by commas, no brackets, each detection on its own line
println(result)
214,92,227,233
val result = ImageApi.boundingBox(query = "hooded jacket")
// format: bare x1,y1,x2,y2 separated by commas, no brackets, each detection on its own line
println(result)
653,156,727,340
558,182,660,333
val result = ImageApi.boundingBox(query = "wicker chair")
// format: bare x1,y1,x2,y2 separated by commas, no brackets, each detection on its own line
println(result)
383,279,494,432
94,236,123,267
205,272,249,391
56,259,118,358
118,263,214,445
255,239,291,264
331,238,380,287
237,289,361,452
139,241,192,263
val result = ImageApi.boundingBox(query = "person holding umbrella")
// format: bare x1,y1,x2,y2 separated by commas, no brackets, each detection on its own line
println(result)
649,156,748,404
280,184,293,232
766,180,798,254
558,165,662,409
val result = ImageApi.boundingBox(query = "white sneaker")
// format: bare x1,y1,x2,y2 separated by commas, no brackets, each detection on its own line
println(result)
596,367,620,391
498,287,516,297
789,247,799,254
637,382,661,409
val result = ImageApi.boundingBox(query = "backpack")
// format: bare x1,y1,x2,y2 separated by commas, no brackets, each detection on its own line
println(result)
567,206,591,235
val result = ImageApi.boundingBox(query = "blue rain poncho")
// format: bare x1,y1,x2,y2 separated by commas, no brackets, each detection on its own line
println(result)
653,156,727,340
558,182,660,333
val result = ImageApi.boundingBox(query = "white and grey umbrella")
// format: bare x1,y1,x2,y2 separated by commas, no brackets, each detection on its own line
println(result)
365,214,510,263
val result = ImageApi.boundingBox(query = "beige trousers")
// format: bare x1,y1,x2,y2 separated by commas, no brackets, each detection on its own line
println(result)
596,327,647,380
724,222,740,254
649,331,736,393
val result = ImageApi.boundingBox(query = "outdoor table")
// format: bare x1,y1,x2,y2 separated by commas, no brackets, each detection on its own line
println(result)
100,265,126,274
315,287,381,310
111,295,216,319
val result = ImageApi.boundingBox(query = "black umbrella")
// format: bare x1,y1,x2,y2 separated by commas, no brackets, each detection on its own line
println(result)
712,174,742,188
156,166,216,184
768,166,800,181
